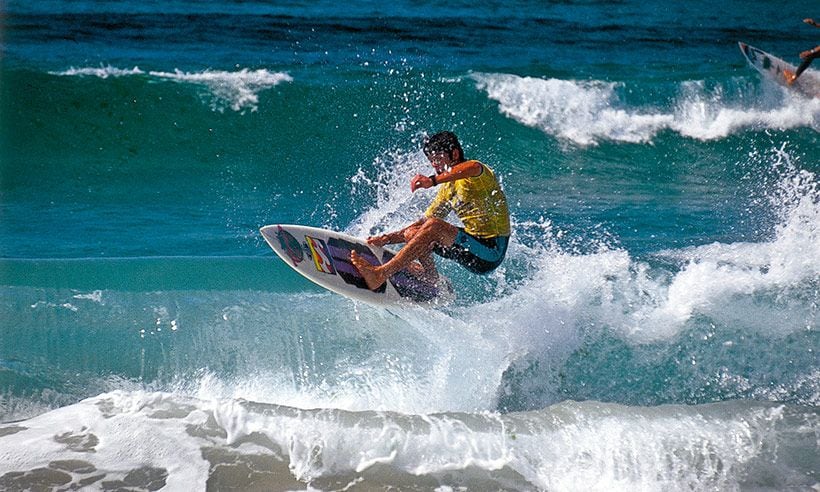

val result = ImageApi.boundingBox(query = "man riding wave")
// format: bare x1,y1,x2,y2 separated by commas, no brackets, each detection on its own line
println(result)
351,131,511,291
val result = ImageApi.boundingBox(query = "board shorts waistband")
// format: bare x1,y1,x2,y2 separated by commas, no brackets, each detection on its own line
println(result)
432,229,509,274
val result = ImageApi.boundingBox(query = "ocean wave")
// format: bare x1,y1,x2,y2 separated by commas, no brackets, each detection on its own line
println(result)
50,65,293,112
338,141,819,411
350,140,818,346
469,144,817,410
0,391,814,491
472,72,820,145
1,138,816,429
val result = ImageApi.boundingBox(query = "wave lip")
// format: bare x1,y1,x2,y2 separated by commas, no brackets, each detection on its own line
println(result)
51,65,293,112
148,68,293,112
474,72,671,145
473,72,820,145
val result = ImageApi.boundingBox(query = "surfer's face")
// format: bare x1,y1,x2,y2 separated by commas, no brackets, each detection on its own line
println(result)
428,151,457,174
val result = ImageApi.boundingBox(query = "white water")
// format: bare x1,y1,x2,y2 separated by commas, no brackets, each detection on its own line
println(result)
52,65,293,112
1,390,813,491
473,72,820,145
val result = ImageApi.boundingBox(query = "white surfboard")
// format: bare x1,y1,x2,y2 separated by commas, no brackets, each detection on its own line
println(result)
260,224,453,307
738,42,819,98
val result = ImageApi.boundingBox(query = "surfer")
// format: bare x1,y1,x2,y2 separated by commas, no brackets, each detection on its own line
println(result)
351,131,511,291
784,18,820,85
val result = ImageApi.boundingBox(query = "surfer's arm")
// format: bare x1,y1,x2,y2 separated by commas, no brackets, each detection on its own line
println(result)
799,46,820,60
433,160,483,185
411,160,483,191
804,18,819,28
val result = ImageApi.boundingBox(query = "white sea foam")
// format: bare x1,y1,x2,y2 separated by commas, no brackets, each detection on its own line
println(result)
51,65,292,112
53,65,146,78
72,290,104,304
481,147,818,348
0,392,809,491
473,72,820,145
175,304,508,416
638,145,818,339
346,143,435,238
0,392,212,490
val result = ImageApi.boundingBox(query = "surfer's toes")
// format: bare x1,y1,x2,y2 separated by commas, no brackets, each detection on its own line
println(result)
350,251,367,270
350,252,384,291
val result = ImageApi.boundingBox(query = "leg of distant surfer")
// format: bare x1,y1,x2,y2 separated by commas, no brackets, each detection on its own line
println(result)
794,57,815,78
351,218,456,290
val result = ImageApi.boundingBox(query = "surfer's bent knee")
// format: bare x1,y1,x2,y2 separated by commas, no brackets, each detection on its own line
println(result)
423,217,450,232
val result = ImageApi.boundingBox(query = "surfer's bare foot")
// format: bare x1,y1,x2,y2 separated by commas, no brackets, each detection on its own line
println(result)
350,251,387,291
784,69,797,85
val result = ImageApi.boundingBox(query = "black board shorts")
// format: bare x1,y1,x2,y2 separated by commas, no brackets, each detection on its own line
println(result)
433,229,509,274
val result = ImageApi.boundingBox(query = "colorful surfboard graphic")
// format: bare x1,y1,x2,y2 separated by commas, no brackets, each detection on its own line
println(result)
276,226,303,266
305,235,336,274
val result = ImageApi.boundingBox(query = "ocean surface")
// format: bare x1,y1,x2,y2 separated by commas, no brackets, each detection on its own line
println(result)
1,0,818,490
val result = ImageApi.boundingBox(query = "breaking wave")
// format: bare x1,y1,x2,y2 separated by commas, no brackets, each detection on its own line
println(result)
473,72,820,145
52,65,293,112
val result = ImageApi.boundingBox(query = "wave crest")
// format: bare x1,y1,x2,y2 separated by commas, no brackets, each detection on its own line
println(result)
51,65,293,112
473,73,820,145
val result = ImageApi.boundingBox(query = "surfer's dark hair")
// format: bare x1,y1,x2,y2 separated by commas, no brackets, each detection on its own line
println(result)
423,131,463,161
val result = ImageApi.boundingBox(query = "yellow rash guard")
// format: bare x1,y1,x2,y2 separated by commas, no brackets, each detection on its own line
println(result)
424,160,511,238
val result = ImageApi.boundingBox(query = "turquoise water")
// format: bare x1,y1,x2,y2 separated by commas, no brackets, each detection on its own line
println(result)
1,1,818,490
